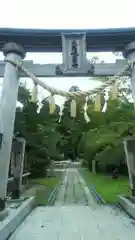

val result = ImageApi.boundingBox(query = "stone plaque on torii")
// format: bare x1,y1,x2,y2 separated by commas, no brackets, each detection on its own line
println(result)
61,32,88,74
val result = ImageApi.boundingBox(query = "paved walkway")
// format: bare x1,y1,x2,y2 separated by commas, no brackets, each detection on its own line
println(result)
9,205,135,240
55,169,89,205
9,169,135,240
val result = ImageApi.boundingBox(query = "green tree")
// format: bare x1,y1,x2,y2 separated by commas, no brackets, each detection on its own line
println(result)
14,85,62,178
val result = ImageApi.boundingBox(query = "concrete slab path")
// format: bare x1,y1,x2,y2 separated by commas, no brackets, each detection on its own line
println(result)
9,205,135,240
9,168,135,239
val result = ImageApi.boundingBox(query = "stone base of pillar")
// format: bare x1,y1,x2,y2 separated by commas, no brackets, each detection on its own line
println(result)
11,178,20,200
7,196,28,203
0,198,6,212
131,188,135,197
11,190,20,200
0,198,8,221
124,137,135,194
0,208,8,221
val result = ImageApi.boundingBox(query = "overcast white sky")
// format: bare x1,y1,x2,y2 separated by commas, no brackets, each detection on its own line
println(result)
0,0,134,105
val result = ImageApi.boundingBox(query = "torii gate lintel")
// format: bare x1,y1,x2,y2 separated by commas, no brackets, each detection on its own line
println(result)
0,32,132,78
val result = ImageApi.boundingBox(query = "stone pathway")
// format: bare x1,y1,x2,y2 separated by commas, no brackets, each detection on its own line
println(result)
9,168,135,240
9,205,135,240
55,168,89,205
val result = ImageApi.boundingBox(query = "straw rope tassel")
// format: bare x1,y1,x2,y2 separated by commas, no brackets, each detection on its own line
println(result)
84,97,90,123
31,82,37,103
94,94,101,111
70,99,77,118
48,94,55,114
58,104,64,123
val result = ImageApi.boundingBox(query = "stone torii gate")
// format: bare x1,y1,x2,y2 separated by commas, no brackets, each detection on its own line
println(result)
0,27,135,215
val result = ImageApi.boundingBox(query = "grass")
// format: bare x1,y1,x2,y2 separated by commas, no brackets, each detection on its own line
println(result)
32,176,60,188
29,174,61,205
80,168,130,203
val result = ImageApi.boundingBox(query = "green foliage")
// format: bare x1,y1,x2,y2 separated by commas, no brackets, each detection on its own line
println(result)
83,101,135,172
80,169,130,203
32,177,60,205
58,82,135,174
15,79,135,177
14,84,62,178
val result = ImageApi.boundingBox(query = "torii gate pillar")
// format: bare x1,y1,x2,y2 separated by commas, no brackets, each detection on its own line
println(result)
124,41,135,105
123,42,135,196
0,43,25,213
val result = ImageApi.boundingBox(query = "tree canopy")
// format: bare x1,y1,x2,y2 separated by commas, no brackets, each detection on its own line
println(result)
14,75,134,178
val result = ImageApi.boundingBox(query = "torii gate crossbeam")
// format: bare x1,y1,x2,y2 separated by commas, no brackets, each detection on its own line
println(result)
0,59,130,77
0,27,135,52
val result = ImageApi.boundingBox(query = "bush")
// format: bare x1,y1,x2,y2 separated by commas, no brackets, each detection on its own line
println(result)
82,160,88,168
94,144,125,173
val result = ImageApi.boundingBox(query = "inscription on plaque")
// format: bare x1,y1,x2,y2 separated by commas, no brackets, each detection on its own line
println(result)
71,40,79,68
62,32,87,74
